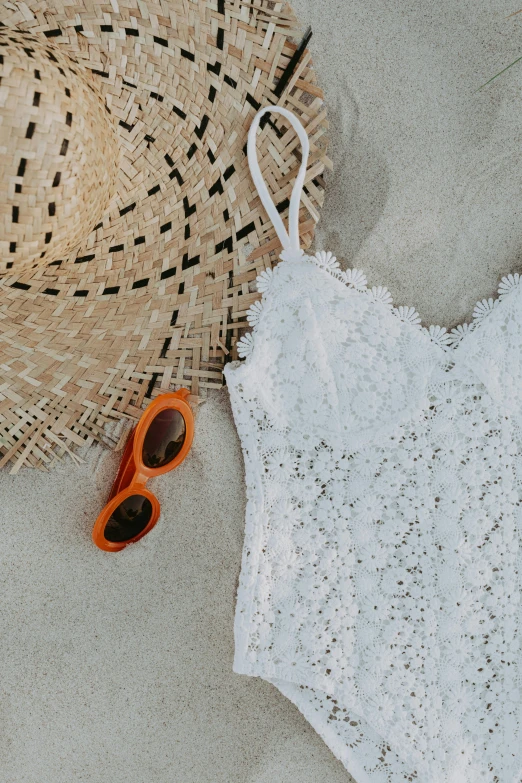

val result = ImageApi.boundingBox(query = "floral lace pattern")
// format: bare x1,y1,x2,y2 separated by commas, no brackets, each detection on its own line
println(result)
236,251,521,358
224,252,522,783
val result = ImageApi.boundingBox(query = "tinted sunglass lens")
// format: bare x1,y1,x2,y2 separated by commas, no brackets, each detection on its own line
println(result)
142,408,186,469
104,495,153,543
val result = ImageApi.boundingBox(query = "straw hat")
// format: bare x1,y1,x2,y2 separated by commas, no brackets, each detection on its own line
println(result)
0,0,329,472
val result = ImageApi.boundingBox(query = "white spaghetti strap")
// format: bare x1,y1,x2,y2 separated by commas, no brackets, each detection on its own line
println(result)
247,105,310,255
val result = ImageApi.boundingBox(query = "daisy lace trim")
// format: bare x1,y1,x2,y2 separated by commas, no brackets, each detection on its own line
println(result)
238,255,521,358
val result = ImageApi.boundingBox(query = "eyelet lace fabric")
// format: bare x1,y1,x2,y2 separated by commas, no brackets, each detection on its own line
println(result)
224,106,522,783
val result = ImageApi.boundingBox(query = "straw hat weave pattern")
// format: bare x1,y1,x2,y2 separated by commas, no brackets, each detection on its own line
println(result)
0,0,329,472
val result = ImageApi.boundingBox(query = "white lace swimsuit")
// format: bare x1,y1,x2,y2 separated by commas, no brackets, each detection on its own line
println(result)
223,105,522,783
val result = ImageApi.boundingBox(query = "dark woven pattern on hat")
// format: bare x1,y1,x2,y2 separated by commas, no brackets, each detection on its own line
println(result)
0,30,120,272
0,0,329,471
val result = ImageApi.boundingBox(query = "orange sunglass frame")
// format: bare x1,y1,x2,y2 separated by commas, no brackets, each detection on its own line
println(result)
92,389,194,552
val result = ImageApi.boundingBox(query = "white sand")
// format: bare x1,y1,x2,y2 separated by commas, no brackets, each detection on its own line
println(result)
2,1,522,780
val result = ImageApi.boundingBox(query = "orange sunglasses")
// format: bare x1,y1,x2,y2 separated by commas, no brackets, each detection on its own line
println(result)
92,389,194,552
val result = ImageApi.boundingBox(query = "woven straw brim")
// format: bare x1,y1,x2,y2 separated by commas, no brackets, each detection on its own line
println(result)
0,0,330,473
